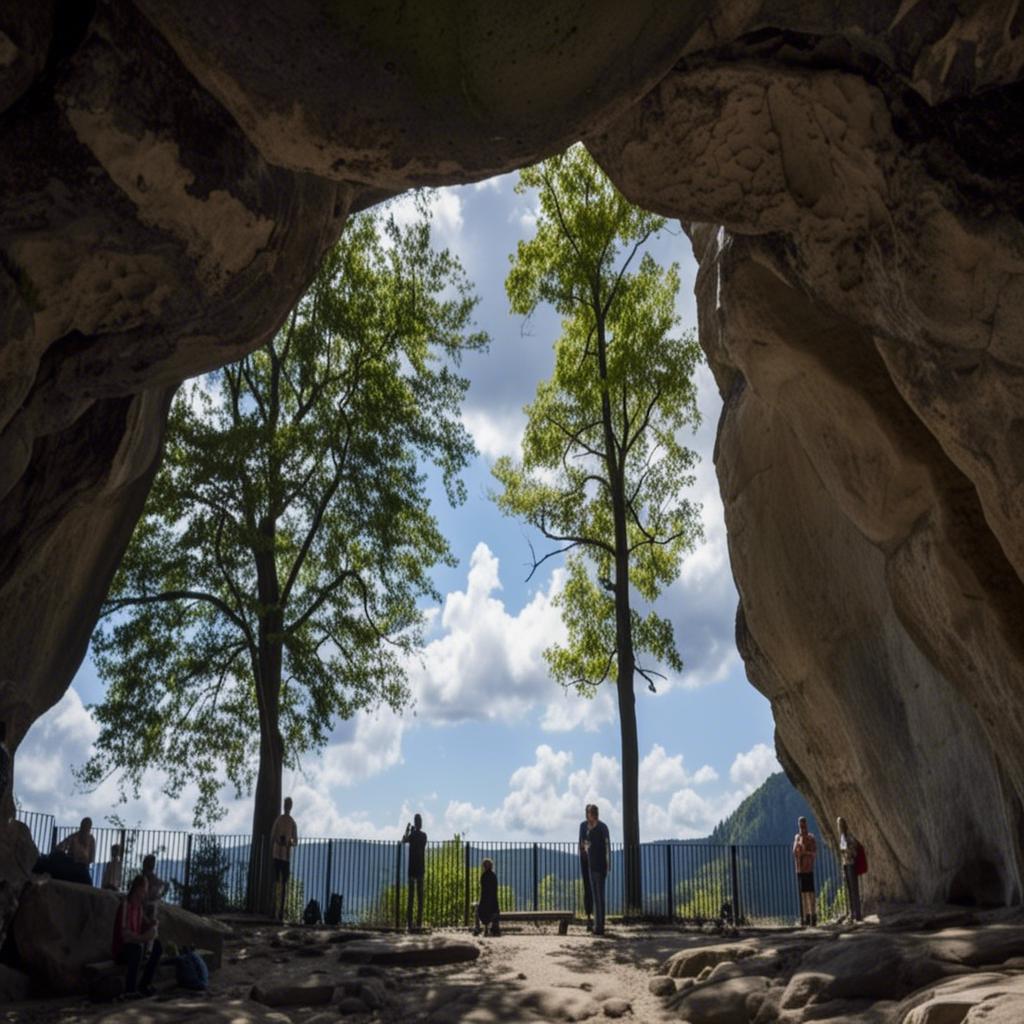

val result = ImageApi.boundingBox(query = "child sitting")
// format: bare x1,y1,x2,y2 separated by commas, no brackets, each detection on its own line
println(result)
473,858,501,937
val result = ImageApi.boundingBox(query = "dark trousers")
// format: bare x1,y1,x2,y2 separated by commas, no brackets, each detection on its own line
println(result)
580,859,593,917
117,939,162,992
844,864,863,921
406,873,424,928
475,907,500,934
589,870,606,935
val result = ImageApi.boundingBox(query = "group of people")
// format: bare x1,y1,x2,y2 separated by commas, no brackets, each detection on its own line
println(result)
793,815,866,925
393,804,612,938
43,817,171,998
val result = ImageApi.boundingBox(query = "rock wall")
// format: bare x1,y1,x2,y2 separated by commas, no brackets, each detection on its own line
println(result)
2,0,1023,910
591,20,1024,904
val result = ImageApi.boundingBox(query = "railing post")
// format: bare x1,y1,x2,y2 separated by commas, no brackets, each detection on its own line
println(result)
394,842,402,931
532,843,539,911
464,842,471,927
324,839,334,911
50,824,57,854
730,845,741,925
183,833,193,910
665,844,673,921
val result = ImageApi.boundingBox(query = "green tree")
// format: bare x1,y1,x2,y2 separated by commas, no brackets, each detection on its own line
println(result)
79,202,487,870
493,146,703,911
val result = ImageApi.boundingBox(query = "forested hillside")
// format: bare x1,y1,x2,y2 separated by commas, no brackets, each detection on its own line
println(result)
708,772,819,845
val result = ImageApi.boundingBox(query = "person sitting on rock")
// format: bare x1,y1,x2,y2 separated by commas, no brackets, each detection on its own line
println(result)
56,817,96,868
793,816,818,927
102,843,124,892
141,854,168,916
473,859,501,937
112,875,162,998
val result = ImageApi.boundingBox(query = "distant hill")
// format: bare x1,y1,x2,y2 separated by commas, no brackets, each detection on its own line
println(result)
708,772,819,846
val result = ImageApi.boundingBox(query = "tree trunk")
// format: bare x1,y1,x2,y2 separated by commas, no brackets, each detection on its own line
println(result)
247,517,285,914
595,309,643,913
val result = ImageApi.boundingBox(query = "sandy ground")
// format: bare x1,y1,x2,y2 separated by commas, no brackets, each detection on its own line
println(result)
0,922,714,1023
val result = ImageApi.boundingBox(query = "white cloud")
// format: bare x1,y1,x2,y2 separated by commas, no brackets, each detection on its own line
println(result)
729,742,780,793
387,187,464,241
462,406,526,461
638,744,718,793
406,542,570,725
540,688,615,733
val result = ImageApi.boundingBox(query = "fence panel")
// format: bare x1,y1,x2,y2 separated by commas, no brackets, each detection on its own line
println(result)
26,810,856,928
15,809,54,855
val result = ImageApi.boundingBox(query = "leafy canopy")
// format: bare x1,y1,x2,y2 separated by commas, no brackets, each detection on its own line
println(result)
80,199,487,825
494,145,703,695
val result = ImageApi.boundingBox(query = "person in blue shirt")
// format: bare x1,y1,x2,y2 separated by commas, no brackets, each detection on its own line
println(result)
583,804,611,936
577,804,596,931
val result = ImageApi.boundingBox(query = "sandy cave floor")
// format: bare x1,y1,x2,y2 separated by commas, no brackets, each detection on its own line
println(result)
0,922,712,1024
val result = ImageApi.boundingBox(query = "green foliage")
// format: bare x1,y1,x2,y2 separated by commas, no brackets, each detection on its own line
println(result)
176,834,233,915
675,869,728,921
79,198,487,827
495,143,702,695
709,773,819,846
493,145,703,895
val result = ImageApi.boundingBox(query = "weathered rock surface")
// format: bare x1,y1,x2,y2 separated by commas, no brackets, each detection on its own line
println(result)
11,878,230,993
336,935,480,967
592,17,1024,906
2,0,1024,913
249,979,334,1007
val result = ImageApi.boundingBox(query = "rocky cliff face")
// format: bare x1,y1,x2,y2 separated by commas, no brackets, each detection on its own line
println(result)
1,1,1022,911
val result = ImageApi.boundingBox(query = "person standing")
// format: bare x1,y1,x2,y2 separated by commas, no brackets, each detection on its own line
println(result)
585,805,611,937
837,816,864,922
102,844,124,892
403,814,428,931
793,816,818,926
56,817,96,869
578,804,595,931
271,797,298,921
473,858,501,937
112,875,162,998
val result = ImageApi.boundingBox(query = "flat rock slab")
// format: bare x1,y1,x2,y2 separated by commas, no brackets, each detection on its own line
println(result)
250,980,335,1006
336,936,480,967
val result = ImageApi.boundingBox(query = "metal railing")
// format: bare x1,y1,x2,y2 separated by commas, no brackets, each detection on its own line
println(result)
16,809,849,927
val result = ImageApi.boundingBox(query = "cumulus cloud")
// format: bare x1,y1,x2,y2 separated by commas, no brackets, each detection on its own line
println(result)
443,742,745,843
461,406,526,461
405,542,573,725
729,742,780,793
386,186,464,241
638,744,718,794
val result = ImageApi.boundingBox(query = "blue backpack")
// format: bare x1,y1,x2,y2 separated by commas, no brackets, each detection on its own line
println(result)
175,948,209,990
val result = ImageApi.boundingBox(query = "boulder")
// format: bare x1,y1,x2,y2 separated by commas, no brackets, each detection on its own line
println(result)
336,935,480,967
661,942,756,979
602,997,632,1017
517,987,602,1021
0,963,31,1001
649,977,676,997
0,820,37,952
668,975,770,1024
11,877,230,993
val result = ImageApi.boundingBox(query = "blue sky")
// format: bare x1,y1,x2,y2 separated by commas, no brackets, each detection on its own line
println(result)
19,172,779,843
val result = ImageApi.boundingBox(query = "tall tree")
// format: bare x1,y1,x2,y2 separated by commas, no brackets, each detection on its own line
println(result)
493,146,703,910
79,202,487,857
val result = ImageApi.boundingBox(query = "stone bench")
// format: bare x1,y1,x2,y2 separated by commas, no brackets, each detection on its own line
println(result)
473,907,575,935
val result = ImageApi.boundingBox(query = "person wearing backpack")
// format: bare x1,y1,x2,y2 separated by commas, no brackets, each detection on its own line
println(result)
837,816,865,922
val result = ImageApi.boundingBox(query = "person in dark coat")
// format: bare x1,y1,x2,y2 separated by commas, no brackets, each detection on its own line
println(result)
578,804,595,931
402,813,427,930
473,858,501,936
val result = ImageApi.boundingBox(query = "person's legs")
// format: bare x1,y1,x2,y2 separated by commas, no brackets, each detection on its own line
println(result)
581,864,593,930
140,939,162,992
415,873,424,928
845,865,862,921
117,943,143,992
406,876,414,929
590,870,606,935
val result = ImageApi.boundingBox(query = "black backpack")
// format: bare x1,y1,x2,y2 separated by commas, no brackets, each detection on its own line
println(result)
302,898,322,925
324,892,343,926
